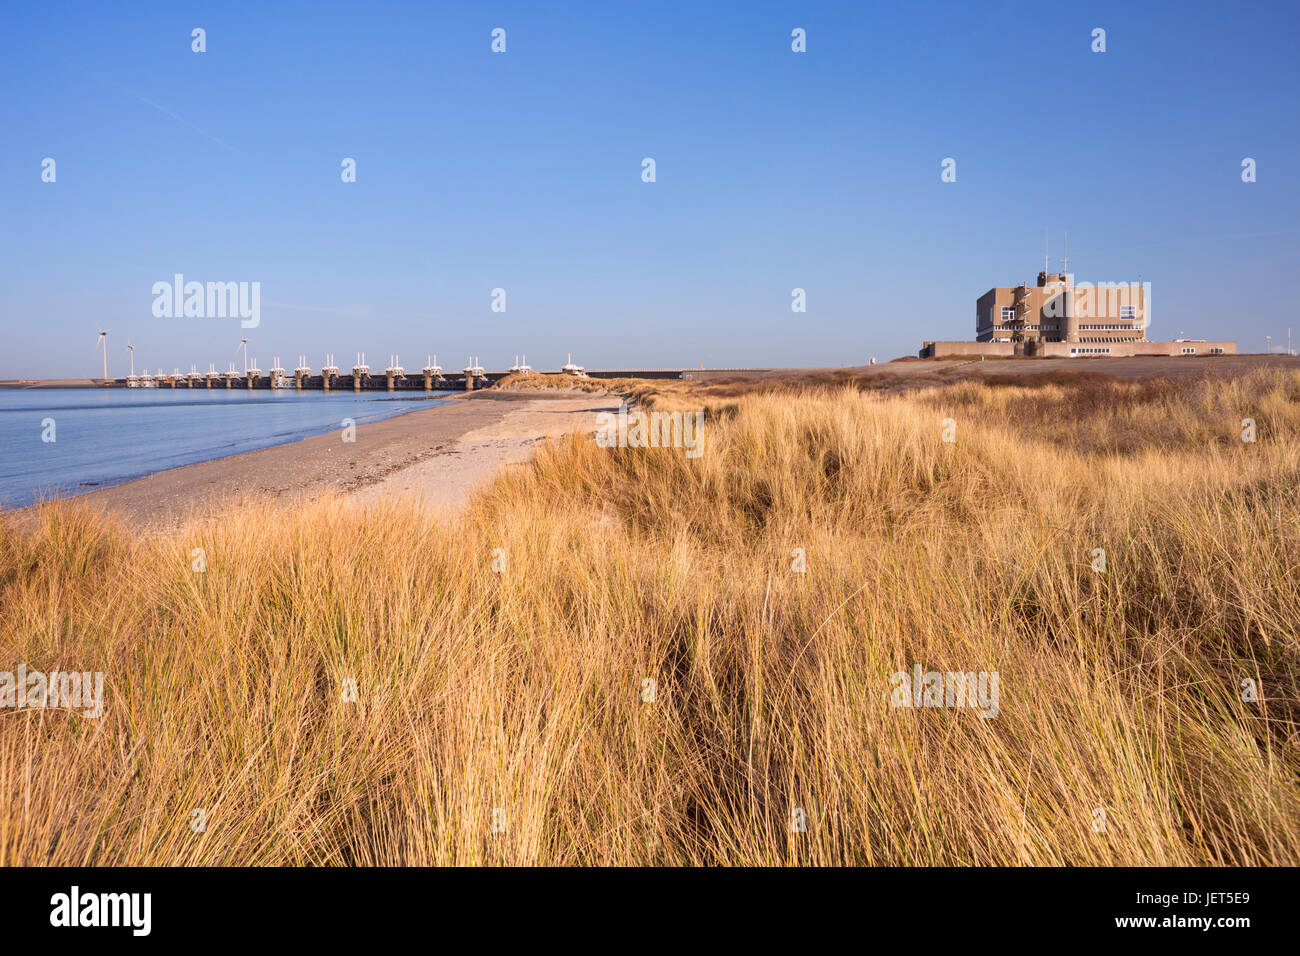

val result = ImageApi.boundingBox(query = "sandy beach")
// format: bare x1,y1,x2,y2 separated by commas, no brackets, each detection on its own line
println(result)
349,391,617,512
24,357,1300,531
72,389,616,528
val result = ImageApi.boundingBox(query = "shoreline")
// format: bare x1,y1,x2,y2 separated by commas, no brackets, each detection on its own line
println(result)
349,391,618,513
10,391,458,510
20,390,615,529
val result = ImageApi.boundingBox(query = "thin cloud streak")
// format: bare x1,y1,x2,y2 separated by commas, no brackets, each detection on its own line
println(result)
65,59,245,156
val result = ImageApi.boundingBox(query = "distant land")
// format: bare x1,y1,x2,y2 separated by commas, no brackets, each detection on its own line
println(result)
2,354,1295,389
0,379,105,388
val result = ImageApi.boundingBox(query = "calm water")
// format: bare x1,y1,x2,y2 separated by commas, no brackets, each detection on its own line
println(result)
0,388,453,509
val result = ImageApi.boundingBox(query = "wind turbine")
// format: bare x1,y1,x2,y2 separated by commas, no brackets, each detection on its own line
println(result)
96,326,114,379
236,335,250,374
125,341,136,377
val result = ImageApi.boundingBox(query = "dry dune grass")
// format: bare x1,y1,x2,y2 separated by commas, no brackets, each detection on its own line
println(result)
1,369,1297,865
494,372,667,397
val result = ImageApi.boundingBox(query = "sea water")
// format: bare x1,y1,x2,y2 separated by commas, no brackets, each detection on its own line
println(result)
0,388,452,509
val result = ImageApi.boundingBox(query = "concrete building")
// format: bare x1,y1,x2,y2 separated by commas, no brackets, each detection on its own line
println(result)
920,266,1235,358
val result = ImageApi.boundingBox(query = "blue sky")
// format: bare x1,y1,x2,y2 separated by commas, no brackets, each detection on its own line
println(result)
3,0,1297,377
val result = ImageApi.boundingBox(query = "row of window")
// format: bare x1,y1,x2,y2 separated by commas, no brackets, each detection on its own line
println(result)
995,305,1138,322
981,345,1225,355
986,326,1139,334
998,307,1070,325
1068,346,1226,356
985,336,1142,343
987,337,1064,343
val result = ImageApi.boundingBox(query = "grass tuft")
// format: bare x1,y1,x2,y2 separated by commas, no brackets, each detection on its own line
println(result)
1,370,1297,864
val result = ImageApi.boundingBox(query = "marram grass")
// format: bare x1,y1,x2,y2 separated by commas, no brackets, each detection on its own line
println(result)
1,370,1297,865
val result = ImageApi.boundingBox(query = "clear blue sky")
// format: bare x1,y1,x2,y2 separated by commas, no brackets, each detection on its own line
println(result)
3,0,1297,378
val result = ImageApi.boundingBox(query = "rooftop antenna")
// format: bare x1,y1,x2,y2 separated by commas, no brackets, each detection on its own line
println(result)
1044,230,1049,274
1063,230,1069,274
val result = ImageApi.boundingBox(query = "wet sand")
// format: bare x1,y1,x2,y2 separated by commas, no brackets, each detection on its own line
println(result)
68,390,613,528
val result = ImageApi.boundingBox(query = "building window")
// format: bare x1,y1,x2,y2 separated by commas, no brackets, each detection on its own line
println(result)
1000,306,1016,322
1210,347,1224,354
1120,305,1138,319
1181,347,1196,354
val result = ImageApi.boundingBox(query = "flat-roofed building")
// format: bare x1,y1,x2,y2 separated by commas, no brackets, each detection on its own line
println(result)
920,265,1235,358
